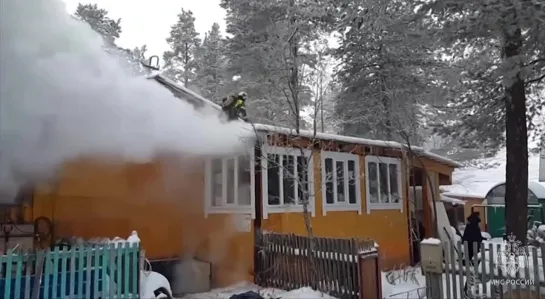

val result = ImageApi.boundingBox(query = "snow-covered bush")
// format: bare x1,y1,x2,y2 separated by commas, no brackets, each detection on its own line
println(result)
527,224,545,246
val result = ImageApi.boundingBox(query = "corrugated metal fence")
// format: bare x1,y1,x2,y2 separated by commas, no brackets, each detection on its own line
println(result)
0,242,141,299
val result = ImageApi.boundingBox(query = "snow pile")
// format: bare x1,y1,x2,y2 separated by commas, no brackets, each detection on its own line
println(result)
141,271,172,299
421,238,442,245
528,224,545,246
68,230,141,246
381,267,426,299
441,149,543,197
182,282,335,299
0,0,253,202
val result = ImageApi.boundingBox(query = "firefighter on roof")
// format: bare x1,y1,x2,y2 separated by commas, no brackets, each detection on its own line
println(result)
221,91,247,121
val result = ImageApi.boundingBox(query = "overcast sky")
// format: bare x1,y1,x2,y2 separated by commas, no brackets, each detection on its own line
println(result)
62,0,227,56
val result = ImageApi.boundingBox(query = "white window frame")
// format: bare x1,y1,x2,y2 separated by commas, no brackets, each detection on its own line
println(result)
321,151,362,215
204,152,255,219
365,155,403,214
261,145,315,219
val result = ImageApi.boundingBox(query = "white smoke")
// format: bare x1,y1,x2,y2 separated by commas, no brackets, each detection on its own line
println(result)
0,0,253,202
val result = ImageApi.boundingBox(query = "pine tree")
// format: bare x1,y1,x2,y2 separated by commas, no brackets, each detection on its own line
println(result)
74,3,121,47
331,0,439,144
124,45,150,75
74,3,148,76
163,9,201,87
415,0,545,242
194,23,226,102
220,0,323,126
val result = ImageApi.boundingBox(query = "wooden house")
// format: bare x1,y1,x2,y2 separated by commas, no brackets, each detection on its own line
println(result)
3,73,461,287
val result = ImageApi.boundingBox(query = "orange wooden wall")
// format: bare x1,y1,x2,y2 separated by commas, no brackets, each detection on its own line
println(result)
32,158,254,287
31,149,452,285
261,152,411,269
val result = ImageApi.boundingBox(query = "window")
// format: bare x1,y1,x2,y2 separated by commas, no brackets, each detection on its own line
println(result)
261,146,315,219
365,156,403,213
321,151,362,215
205,154,255,218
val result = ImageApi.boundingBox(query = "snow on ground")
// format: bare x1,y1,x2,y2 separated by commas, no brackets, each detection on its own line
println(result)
181,282,335,299
182,260,543,299
441,149,542,198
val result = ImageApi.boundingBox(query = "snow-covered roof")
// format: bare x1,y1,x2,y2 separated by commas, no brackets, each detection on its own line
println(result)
440,194,465,205
531,181,545,198
253,124,461,168
441,150,544,198
147,72,461,168
147,73,223,112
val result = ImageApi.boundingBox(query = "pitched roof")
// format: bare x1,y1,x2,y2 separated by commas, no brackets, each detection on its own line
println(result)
148,72,461,168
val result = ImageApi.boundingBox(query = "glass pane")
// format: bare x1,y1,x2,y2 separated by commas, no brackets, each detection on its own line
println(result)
325,158,334,204
336,161,345,202
297,156,309,205
211,159,223,206
389,164,400,203
238,155,251,206
368,162,379,203
348,160,357,204
226,158,235,204
283,155,296,204
528,191,538,204
487,184,505,204
379,163,389,203
267,154,280,205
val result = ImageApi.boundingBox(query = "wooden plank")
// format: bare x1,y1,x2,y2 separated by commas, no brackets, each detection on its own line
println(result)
69,247,76,299
109,244,117,299
531,246,541,299
124,243,131,298
31,250,46,299
116,243,123,298
13,249,23,299
456,241,464,298
102,244,110,298
481,243,488,298
51,248,59,299
24,249,33,299
93,245,100,299
4,249,14,299
133,244,139,297
78,245,86,298
86,246,92,298
60,248,68,298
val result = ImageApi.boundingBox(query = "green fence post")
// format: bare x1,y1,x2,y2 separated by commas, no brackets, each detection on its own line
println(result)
102,244,110,297
116,243,123,299
69,247,76,298
43,250,51,299
93,245,100,299
60,248,68,298
77,245,85,298
51,248,59,299
24,251,33,299
4,249,14,299
124,243,130,299
86,245,92,298
131,243,139,298
108,243,117,299
13,249,23,299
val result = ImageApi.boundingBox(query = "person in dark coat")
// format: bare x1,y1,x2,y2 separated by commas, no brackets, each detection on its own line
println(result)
462,211,484,263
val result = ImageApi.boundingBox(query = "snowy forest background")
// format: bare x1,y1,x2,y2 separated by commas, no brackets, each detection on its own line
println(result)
74,1,544,164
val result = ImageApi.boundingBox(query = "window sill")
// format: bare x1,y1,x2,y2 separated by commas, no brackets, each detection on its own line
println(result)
322,203,362,215
205,206,253,217
366,203,403,214
263,204,316,218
